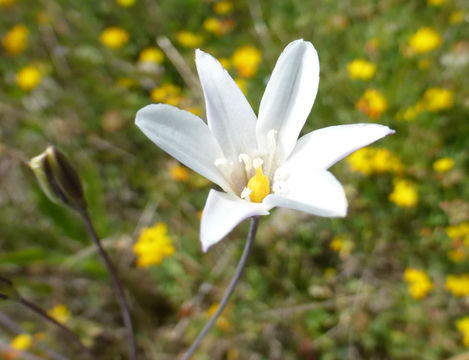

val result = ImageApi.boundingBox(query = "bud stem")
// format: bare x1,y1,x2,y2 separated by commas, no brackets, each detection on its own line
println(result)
17,296,95,359
182,216,260,360
80,210,137,360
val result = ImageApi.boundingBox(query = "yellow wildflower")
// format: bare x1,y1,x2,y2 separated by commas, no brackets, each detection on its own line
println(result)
433,157,454,173
138,47,164,64
422,87,453,112
399,101,425,121
427,0,445,6
403,268,433,299
330,236,354,257
450,10,465,24
2,24,28,56
448,248,466,263
218,57,231,69
176,31,203,48
457,317,469,347
48,304,71,324
0,0,15,6
10,334,32,350
133,223,175,267
207,303,231,331
445,275,469,297
184,106,202,116
150,83,182,106
446,223,469,244
116,0,135,7
99,27,129,49
408,27,442,54
169,164,189,182
355,89,388,119
16,65,42,91
214,0,233,15
203,17,233,36
346,147,403,175
389,179,418,208
235,78,247,94
347,59,376,80
232,45,262,78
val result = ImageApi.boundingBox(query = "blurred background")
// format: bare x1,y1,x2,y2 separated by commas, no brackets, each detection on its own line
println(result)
1,0,468,359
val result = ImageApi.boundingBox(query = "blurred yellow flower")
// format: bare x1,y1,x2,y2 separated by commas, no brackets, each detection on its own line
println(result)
48,304,71,324
389,179,418,208
203,17,234,36
448,248,466,263
450,10,465,24
399,101,425,121
0,0,15,6
214,0,233,15
138,47,164,64
347,59,376,80
356,89,388,119
346,147,404,175
403,268,433,299
232,45,262,78
422,87,453,112
218,57,231,69
445,275,469,297
235,78,247,94
330,235,354,257
16,65,42,91
446,222,469,244
133,223,175,267
207,303,231,331
408,27,442,54
99,27,129,49
184,106,202,116
10,334,32,350
2,24,28,56
176,31,203,48
457,317,469,347
151,83,182,105
116,0,135,7
169,164,189,182
433,157,454,173
427,0,445,6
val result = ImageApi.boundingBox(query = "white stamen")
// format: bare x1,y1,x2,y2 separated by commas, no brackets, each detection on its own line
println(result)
252,158,264,169
238,153,252,172
240,187,251,201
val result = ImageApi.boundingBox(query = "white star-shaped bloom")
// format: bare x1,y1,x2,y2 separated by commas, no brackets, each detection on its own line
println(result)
136,39,394,252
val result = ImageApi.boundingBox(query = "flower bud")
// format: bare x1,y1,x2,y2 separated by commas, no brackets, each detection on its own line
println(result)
0,276,20,301
27,145,87,211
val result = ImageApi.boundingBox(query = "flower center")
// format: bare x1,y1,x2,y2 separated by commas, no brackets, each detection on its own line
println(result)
245,166,270,203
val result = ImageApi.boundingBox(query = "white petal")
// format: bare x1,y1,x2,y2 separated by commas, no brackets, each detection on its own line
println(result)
136,104,231,191
257,39,320,161
200,189,269,252
195,49,258,161
264,169,347,217
283,124,395,172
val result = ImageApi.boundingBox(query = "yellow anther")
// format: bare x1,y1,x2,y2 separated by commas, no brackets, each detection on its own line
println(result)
246,166,270,203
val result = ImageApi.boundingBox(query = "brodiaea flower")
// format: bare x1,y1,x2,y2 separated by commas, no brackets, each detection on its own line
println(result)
136,40,394,251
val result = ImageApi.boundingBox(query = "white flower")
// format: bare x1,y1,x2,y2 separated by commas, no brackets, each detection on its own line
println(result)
136,39,394,252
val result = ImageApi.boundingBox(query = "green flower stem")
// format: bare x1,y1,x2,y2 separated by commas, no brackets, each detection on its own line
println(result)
80,210,137,360
182,216,260,360
18,296,95,360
